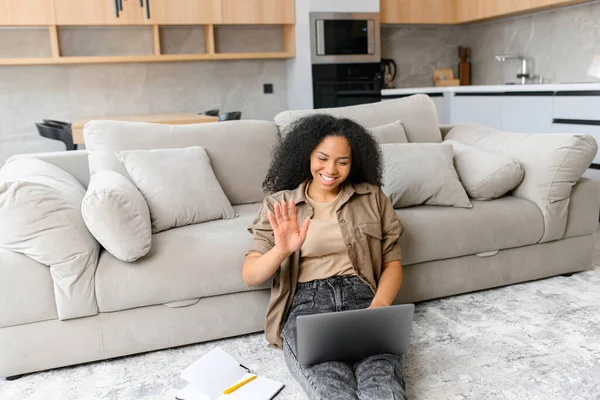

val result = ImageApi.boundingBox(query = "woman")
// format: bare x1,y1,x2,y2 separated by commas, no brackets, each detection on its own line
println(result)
243,114,407,400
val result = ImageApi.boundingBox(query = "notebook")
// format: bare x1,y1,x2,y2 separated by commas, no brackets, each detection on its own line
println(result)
175,347,284,400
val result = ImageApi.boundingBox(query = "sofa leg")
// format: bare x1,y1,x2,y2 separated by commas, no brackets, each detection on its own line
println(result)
5,374,23,381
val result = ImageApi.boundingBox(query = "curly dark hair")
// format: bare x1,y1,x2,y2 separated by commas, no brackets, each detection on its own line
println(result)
263,114,383,194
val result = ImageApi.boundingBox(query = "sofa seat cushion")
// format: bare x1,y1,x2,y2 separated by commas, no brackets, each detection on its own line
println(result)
0,249,58,328
95,204,266,312
397,196,544,265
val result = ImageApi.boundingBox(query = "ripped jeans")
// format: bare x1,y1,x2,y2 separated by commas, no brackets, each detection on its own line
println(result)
281,275,408,400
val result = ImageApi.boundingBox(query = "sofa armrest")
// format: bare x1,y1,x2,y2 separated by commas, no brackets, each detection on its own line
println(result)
0,158,100,320
564,178,600,238
446,123,598,242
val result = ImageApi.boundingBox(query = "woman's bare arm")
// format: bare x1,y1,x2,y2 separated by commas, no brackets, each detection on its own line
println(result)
242,248,291,286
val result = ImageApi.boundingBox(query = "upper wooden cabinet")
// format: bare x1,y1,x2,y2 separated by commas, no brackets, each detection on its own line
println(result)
383,0,592,24
380,0,455,24
143,0,222,25
455,0,590,22
0,0,55,25
410,0,455,24
53,0,144,25
380,0,411,24
222,0,295,24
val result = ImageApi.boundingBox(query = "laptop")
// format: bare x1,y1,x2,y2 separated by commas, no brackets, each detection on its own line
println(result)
295,304,415,367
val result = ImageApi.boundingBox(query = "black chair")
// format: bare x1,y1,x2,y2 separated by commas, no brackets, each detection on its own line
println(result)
218,111,242,121
43,119,71,129
35,122,75,151
199,109,220,117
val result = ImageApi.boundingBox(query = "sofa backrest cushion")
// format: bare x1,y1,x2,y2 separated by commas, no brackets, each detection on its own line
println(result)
84,120,279,205
274,94,441,143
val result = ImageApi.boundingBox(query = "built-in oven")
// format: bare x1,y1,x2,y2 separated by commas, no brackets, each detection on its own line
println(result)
309,12,380,64
312,63,382,109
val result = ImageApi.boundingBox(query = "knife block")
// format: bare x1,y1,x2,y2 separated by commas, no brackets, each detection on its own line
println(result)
459,61,471,86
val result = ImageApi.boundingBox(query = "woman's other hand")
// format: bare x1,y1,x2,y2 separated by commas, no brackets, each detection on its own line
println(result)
267,200,310,257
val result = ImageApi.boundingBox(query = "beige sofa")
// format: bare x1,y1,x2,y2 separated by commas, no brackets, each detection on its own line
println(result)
1,95,599,378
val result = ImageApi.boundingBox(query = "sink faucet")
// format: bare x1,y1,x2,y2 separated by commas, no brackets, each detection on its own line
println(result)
495,54,530,84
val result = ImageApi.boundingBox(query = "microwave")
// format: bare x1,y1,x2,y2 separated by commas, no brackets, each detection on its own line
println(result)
310,12,381,64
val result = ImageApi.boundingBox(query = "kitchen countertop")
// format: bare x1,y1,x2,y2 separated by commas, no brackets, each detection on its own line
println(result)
382,82,600,96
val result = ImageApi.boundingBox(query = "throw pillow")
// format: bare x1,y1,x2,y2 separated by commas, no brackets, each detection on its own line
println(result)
0,158,100,320
116,146,236,233
380,143,472,208
370,121,408,144
82,170,152,262
444,139,524,200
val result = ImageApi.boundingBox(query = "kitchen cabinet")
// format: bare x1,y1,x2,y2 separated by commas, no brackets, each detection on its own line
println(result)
142,0,222,25
53,0,144,25
450,95,503,129
449,94,554,132
380,0,412,24
380,0,455,24
455,0,591,23
382,0,592,25
0,0,55,25
221,0,295,24
410,0,456,24
500,95,554,133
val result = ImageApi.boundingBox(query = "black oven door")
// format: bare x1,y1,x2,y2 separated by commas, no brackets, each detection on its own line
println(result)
312,63,382,109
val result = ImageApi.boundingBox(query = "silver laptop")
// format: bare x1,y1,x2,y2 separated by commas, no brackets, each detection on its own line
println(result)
295,304,415,367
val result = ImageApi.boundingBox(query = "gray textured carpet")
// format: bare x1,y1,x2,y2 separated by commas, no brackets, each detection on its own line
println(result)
2,257,600,399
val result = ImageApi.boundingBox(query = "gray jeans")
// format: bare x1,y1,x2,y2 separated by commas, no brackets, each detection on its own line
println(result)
282,275,408,400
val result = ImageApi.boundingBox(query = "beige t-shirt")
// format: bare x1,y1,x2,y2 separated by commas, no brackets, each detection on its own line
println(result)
298,182,356,283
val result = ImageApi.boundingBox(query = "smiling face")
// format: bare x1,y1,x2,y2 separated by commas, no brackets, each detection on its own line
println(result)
309,135,352,198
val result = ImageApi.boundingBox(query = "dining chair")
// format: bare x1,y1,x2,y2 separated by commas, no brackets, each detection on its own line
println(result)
218,111,242,121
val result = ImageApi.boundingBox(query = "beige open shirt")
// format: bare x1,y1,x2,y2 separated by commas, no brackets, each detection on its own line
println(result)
246,180,404,349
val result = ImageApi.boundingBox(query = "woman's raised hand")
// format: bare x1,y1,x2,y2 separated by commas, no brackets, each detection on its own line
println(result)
267,200,310,256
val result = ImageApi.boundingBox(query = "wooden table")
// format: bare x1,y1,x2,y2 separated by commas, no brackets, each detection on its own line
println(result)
71,113,219,145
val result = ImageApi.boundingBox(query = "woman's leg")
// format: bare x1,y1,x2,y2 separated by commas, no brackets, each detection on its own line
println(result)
347,276,408,400
282,279,359,400
353,353,408,400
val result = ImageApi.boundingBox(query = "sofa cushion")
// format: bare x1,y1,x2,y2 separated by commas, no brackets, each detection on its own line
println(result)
381,143,472,208
371,121,408,144
397,196,544,265
274,94,441,143
84,120,279,205
0,248,58,328
445,139,524,200
82,170,152,262
446,123,598,242
117,147,235,233
95,203,267,312
0,158,99,320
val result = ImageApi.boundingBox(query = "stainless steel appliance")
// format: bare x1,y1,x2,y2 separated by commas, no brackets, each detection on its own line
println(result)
309,12,381,65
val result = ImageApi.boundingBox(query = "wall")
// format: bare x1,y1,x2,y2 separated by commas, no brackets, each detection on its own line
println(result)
0,26,287,139
381,25,463,88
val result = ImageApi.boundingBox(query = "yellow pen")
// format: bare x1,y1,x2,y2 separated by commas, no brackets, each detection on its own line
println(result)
222,374,257,395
